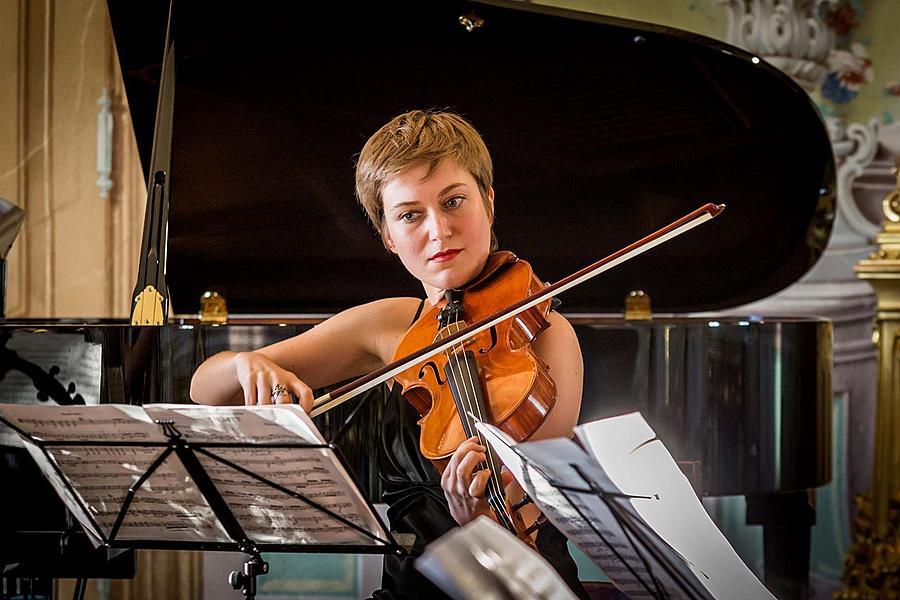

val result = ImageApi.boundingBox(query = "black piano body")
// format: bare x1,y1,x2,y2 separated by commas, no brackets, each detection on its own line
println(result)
1,0,835,597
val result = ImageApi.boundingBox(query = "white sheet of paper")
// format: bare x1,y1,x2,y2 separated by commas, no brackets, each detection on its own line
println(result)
21,438,104,545
474,422,658,599
197,445,388,545
0,403,386,548
50,444,230,543
575,412,774,600
0,404,165,442
143,403,324,445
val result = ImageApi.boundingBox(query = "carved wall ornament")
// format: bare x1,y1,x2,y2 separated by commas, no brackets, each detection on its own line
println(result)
831,118,882,243
718,0,839,91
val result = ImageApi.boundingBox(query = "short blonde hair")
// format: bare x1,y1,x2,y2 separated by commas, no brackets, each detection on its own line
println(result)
355,109,498,251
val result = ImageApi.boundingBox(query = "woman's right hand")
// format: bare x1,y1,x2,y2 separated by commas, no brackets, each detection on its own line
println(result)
233,351,315,412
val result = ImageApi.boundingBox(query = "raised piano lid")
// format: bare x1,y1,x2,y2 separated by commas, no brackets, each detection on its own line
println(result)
107,0,835,316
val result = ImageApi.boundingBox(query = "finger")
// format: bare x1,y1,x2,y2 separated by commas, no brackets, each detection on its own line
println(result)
454,452,487,493
291,383,314,412
442,440,486,490
445,440,481,475
499,467,515,488
453,439,486,462
244,378,257,406
257,374,272,405
457,450,486,478
270,375,292,405
468,469,491,499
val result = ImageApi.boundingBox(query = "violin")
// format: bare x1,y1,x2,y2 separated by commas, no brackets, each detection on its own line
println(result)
391,251,553,542
308,202,725,541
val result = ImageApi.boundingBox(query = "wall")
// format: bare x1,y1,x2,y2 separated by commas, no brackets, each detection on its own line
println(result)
0,0,143,319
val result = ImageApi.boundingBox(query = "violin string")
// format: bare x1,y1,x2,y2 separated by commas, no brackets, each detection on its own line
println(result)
447,321,508,527
447,316,515,531
441,314,511,529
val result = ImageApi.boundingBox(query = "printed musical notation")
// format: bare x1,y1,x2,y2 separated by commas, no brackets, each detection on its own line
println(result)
198,447,384,545
477,415,774,600
0,403,388,548
51,444,230,543
0,404,163,442
144,403,324,445
477,426,655,599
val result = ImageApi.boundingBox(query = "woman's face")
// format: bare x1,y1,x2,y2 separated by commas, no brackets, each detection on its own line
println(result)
381,158,493,303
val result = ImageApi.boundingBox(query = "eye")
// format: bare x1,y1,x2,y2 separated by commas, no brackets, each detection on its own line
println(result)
399,211,419,222
445,196,464,209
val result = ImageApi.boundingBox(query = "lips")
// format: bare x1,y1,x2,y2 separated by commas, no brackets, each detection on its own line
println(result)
429,249,462,262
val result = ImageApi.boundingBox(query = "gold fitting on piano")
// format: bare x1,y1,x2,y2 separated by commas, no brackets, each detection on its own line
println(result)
131,285,166,326
199,291,228,324
458,12,484,33
625,290,652,321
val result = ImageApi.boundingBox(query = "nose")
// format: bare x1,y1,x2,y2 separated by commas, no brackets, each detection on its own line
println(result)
428,211,452,241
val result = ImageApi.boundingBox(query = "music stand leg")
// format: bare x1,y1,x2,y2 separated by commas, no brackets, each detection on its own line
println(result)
228,552,269,600
72,577,88,600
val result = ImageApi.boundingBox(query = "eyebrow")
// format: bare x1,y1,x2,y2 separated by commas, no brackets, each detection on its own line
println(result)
387,183,470,210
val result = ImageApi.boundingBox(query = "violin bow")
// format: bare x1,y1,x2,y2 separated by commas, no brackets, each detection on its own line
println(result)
309,202,725,417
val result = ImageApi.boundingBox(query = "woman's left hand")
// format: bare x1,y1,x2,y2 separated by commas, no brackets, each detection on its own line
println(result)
440,436,512,526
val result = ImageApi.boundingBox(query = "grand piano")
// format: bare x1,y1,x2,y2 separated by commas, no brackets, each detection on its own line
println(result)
1,0,834,598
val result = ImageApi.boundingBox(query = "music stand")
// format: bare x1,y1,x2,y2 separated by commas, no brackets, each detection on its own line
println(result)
548,463,711,600
0,404,403,600
473,421,714,600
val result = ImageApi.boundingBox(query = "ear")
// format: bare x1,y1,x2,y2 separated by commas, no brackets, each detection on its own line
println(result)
487,186,495,223
383,228,398,254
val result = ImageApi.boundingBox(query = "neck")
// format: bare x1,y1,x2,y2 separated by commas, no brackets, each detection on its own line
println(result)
423,283,444,306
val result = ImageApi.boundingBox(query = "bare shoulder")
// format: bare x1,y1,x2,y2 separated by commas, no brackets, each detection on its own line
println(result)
343,297,422,329
536,311,579,349
343,296,425,363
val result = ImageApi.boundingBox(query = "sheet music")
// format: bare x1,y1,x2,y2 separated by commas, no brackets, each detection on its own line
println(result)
575,413,774,599
0,331,103,402
0,332,102,445
143,403,324,444
0,403,166,442
474,423,657,599
51,444,230,543
197,446,387,545
21,438,104,544
0,403,388,549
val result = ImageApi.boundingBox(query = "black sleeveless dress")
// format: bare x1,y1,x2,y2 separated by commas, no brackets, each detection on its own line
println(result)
371,300,589,600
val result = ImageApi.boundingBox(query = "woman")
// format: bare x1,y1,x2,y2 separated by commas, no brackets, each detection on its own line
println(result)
191,109,587,598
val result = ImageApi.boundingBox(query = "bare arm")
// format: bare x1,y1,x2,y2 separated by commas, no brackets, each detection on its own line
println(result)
189,297,421,409
529,311,584,440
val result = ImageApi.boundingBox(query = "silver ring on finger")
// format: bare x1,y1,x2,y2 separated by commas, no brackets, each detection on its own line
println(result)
271,383,289,400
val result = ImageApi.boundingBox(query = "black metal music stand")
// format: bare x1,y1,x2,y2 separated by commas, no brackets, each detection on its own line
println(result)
551,464,711,600
0,412,403,600
501,441,713,600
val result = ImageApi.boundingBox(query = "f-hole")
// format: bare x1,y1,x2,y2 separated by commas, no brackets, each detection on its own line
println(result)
478,326,498,354
418,361,446,385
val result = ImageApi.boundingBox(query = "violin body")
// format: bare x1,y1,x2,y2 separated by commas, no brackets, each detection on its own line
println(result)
391,255,556,461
